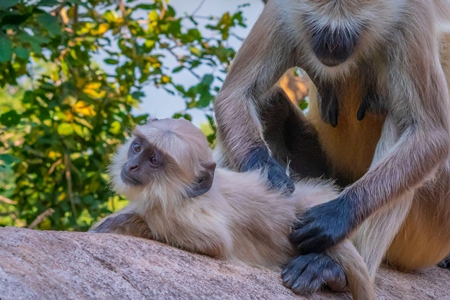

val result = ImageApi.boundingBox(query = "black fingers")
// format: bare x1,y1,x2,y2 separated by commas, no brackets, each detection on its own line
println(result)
241,146,295,194
290,196,358,254
317,82,339,127
358,81,387,121
281,253,347,295
357,96,370,121
438,255,450,269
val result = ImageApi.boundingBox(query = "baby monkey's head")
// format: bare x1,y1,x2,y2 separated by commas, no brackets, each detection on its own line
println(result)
110,118,216,208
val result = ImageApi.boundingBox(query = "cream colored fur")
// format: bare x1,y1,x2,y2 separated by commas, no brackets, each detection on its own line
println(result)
92,118,375,300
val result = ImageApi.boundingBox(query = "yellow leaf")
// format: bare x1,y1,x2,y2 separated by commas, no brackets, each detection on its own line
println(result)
83,82,102,90
73,101,96,117
47,151,60,159
84,89,106,99
91,23,109,35
58,192,66,201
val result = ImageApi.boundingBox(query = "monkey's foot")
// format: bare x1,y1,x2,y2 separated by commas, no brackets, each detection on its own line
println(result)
438,255,450,269
241,146,295,194
281,253,347,295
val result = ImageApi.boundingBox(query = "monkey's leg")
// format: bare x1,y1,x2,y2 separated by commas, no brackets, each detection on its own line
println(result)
351,117,415,279
352,192,414,279
260,86,331,179
384,168,450,271
90,210,152,240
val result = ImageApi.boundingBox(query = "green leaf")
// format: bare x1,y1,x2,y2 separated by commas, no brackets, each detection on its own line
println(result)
172,66,183,73
14,47,30,60
0,110,21,126
201,74,214,86
0,12,31,26
36,13,62,37
104,58,119,65
189,47,201,57
109,121,121,135
38,0,60,7
0,36,13,62
131,91,145,99
134,4,157,10
0,154,20,164
0,0,19,10
197,94,212,108
57,123,73,136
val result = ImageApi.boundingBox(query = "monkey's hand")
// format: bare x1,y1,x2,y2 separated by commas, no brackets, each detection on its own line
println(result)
290,197,356,254
438,255,450,270
316,83,339,127
241,146,295,194
281,253,347,295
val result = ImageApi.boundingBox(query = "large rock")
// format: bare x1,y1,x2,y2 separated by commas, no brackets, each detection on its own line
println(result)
0,227,449,299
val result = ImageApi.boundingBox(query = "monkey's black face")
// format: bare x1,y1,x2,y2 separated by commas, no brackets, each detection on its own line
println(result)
121,135,164,186
310,24,360,67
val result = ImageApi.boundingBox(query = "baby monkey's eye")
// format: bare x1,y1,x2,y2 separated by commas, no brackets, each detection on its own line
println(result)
149,155,160,167
132,142,141,153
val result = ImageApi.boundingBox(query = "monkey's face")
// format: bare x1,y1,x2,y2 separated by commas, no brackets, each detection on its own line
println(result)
109,118,215,205
293,0,403,69
120,134,165,187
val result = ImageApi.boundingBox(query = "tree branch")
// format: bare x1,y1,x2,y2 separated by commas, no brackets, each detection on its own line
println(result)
0,195,16,205
28,208,55,229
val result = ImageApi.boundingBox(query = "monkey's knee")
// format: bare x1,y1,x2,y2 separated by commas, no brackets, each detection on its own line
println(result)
281,253,347,295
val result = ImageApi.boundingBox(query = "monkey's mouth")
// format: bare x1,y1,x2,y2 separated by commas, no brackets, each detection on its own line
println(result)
120,169,142,186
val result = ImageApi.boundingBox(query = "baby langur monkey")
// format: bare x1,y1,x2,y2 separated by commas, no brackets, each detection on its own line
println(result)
90,118,375,300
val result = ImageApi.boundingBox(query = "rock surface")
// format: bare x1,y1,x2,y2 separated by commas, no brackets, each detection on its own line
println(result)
0,227,449,299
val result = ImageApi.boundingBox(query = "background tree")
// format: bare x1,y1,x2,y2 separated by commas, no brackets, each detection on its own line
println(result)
0,0,250,230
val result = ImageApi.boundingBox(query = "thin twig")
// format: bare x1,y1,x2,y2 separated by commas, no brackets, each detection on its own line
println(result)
48,158,63,175
118,0,126,18
191,0,206,16
166,48,201,80
64,153,77,222
0,195,17,205
28,208,55,229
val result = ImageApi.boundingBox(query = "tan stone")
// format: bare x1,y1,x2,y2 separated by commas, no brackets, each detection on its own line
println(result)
0,227,449,299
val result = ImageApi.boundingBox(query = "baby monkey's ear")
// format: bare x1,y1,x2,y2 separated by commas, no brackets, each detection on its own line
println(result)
185,162,216,198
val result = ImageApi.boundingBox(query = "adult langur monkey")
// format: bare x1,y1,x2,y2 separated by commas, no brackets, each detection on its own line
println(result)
214,0,450,290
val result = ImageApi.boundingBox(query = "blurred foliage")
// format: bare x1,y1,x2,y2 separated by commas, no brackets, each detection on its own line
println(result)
0,0,249,230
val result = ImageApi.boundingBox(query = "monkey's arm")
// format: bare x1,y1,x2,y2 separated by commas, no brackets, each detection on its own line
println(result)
290,21,450,254
89,207,153,240
214,1,300,193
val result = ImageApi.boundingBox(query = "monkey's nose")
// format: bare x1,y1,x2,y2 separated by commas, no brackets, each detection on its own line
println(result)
311,25,359,67
128,164,139,171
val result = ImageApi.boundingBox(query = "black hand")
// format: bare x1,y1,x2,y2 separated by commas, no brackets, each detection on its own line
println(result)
281,253,347,295
290,196,357,254
438,255,450,270
316,82,339,127
241,146,295,194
